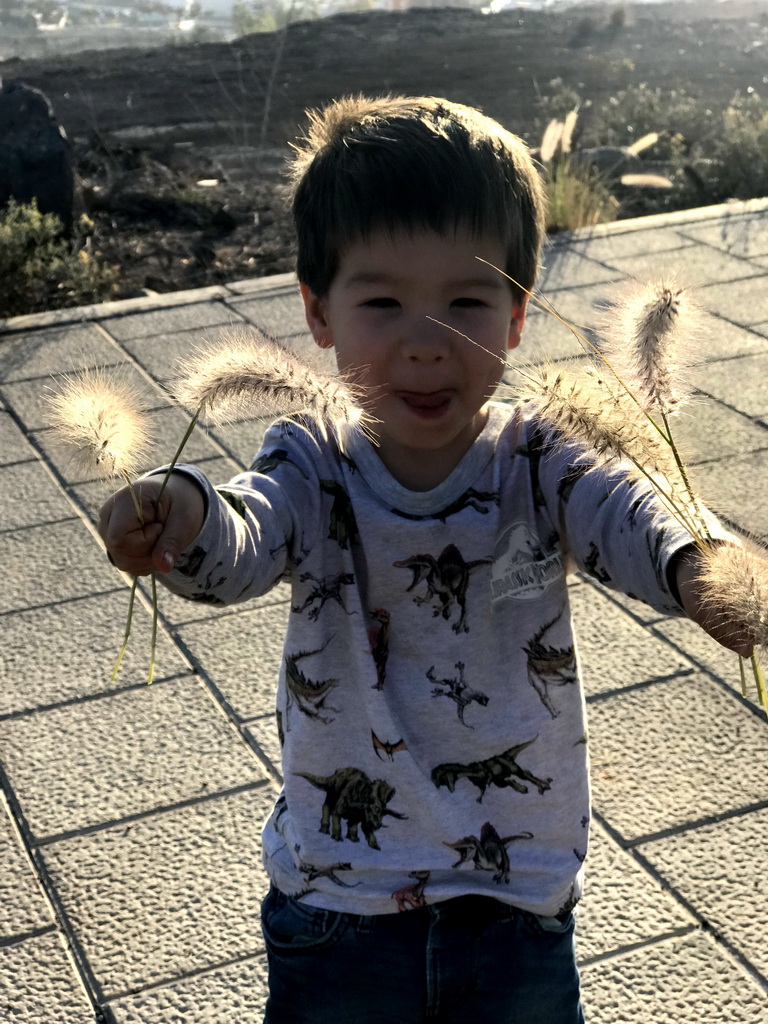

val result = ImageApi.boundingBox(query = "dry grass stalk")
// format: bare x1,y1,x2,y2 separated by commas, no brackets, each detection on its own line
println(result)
173,328,372,439
46,367,151,483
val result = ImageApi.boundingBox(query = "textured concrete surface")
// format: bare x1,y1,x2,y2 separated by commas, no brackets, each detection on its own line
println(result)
1,198,767,1023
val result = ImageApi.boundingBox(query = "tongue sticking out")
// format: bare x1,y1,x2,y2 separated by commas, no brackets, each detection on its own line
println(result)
403,392,450,410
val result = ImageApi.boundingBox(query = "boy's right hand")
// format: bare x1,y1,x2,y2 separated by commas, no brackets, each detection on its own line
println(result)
98,473,206,577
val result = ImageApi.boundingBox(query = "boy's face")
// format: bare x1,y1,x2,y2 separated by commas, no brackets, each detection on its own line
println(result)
301,227,526,490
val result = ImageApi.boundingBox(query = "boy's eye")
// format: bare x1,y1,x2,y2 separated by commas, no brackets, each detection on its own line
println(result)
451,297,486,308
363,297,399,308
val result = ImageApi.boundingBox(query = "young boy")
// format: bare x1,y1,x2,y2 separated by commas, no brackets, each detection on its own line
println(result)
100,96,748,1023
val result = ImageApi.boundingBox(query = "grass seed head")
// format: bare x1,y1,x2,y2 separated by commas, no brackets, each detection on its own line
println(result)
600,280,708,414
697,541,768,652
173,328,374,441
46,367,151,481
505,362,696,518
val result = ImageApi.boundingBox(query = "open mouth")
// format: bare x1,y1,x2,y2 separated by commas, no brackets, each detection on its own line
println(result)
397,390,453,414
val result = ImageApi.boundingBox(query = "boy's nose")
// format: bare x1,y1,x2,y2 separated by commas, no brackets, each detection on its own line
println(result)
401,318,451,362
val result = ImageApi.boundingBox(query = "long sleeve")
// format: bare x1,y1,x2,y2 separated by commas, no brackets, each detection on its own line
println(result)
533,425,733,615
157,421,327,606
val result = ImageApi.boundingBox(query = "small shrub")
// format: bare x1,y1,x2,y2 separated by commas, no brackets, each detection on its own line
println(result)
585,83,707,160
545,160,619,232
693,91,768,202
0,200,118,319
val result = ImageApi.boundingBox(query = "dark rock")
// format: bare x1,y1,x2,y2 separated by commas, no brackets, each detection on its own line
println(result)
0,79,75,234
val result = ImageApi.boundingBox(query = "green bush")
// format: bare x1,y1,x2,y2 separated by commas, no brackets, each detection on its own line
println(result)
0,200,118,319
688,91,768,202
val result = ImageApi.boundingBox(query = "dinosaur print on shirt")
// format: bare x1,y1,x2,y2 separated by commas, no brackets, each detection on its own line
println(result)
394,543,490,634
445,822,534,884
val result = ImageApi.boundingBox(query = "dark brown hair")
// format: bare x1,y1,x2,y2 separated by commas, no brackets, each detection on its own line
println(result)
287,94,546,303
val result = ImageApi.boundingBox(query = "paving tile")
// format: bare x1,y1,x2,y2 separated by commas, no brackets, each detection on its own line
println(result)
697,277,768,327
562,227,696,263
515,282,613,364
0,799,52,940
539,248,625,292
0,931,94,1024
177,602,290,719
689,448,768,540
642,808,768,979
100,301,237,342
576,823,692,964
574,576,670,626
693,352,768,419
0,460,78,529
0,589,190,716
0,677,267,839
667,395,768,465
0,322,126,383
244,713,283,781
0,409,37,465
580,929,767,1024
120,322,245,386
598,247,761,290
42,787,275,995
588,672,768,842
2,364,165,432
651,615,754,703
109,953,269,1024
693,320,768,362
2,519,120,614
227,287,308,339
680,217,768,260
569,583,691,698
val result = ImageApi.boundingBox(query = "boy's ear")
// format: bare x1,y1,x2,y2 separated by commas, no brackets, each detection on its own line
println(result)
507,296,528,351
300,282,334,349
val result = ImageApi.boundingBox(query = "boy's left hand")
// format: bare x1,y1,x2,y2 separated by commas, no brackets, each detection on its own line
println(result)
673,544,755,658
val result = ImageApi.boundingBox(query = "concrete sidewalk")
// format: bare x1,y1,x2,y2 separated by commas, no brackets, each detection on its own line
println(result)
1,198,768,1023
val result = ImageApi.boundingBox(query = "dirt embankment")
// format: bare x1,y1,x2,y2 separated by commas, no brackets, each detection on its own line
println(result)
4,0,768,299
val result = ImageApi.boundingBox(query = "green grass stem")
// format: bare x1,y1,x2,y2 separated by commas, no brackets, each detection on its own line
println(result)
111,577,138,684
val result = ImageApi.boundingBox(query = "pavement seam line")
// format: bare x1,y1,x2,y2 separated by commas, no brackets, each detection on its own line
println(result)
593,810,768,994
101,947,268,1005
35,778,273,847
0,766,111,1012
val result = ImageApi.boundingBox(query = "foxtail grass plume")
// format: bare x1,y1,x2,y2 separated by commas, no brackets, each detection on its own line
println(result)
46,367,151,481
600,281,707,415
696,540,768,708
697,542,768,654
173,329,373,440
506,363,699,529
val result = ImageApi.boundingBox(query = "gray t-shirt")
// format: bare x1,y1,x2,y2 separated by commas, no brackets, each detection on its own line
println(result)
160,401,700,917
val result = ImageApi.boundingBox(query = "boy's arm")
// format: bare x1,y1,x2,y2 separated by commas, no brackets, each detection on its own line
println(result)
99,422,324,605
534,426,737,618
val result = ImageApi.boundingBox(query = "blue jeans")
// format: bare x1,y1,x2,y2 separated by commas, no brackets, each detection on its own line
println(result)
261,886,585,1023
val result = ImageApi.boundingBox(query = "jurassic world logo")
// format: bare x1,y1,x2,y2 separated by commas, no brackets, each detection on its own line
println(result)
491,522,563,603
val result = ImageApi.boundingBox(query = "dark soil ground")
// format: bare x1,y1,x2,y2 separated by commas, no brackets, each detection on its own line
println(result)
4,0,768,301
